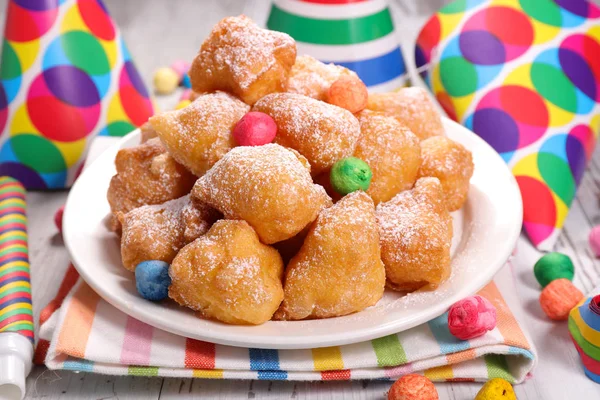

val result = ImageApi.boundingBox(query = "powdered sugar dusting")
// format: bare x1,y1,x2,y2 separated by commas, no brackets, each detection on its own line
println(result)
287,55,357,101
253,93,361,174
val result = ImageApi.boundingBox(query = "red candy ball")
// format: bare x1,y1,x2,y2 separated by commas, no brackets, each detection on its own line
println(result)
232,112,277,147
388,374,439,400
54,205,65,233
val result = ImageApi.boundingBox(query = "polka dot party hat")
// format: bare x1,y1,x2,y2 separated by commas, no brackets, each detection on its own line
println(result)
415,0,600,251
267,0,408,92
0,0,154,189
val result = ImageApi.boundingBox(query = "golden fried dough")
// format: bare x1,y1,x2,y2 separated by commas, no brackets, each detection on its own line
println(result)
366,87,444,141
169,220,284,325
286,55,357,101
149,91,249,176
193,144,331,244
418,136,474,211
107,138,196,231
355,110,421,204
253,93,361,175
376,177,452,292
139,121,158,143
119,195,219,271
189,15,296,105
275,191,384,320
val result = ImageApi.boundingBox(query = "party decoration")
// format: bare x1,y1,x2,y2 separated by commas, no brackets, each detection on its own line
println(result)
153,67,179,95
387,374,438,400
232,111,277,147
327,75,368,113
589,225,600,257
540,278,583,320
474,378,516,400
569,294,600,383
415,0,600,250
330,157,372,195
267,0,408,92
0,0,154,189
533,252,574,288
54,204,64,234
135,260,171,301
447,295,496,340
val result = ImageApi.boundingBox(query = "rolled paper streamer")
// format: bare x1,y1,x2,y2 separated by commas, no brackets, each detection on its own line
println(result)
569,295,600,383
415,0,600,250
0,0,154,189
0,176,33,399
266,0,409,91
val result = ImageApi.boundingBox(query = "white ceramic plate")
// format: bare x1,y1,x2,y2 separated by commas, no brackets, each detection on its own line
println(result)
64,117,522,349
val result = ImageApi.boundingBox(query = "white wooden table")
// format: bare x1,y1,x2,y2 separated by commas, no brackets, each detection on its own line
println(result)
6,0,600,398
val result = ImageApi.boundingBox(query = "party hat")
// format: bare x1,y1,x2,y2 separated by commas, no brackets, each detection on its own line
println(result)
415,0,600,251
0,0,154,190
569,295,600,383
267,0,408,91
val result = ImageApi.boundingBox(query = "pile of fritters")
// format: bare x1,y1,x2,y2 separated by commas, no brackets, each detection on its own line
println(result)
107,16,474,325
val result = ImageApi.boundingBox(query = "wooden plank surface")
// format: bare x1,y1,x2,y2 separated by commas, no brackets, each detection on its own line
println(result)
3,0,600,398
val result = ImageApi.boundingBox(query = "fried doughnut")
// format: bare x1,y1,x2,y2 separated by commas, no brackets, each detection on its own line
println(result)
418,136,474,211
107,138,196,231
168,220,284,325
366,87,444,141
149,91,249,176
189,15,296,105
139,121,158,143
253,93,361,175
355,110,421,204
193,143,331,244
275,191,384,320
287,55,357,101
119,195,219,271
376,177,453,292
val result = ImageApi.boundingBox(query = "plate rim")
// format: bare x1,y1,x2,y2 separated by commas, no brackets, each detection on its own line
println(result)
64,117,523,349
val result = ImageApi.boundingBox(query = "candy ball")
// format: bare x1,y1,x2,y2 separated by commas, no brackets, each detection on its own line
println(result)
534,252,574,288
448,295,496,340
175,99,191,110
170,59,190,81
330,157,372,195
54,205,65,234
540,278,583,320
327,75,368,114
182,73,192,89
135,260,172,301
589,225,600,257
153,67,179,95
474,378,516,400
388,374,438,400
232,112,277,146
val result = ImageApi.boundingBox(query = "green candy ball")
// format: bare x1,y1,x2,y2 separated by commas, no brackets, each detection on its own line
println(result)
330,157,372,195
534,252,574,288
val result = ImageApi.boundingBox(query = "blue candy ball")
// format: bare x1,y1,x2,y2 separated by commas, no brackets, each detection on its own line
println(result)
182,74,191,88
135,260,171,301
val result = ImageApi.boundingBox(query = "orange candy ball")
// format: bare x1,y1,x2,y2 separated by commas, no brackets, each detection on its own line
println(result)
539,278,583,320
388,374,439,400
327,75,368,114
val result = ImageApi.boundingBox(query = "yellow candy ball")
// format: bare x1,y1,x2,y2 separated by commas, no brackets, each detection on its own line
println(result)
475,378,516,400
153,67,179,95
175,100,191,110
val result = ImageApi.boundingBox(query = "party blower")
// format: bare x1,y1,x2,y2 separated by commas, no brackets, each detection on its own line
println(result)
414,0,600,250
0,0,154,190
267,0,408,91
0,177,32,400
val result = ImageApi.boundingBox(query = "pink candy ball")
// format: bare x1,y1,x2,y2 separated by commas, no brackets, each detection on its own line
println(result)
448,295,496,340
589,225,600,257
232,112,277,147
55,205,65,234
180,89,192,101
170,60,190,81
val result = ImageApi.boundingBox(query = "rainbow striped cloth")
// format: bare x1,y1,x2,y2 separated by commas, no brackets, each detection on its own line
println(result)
35,263,536,383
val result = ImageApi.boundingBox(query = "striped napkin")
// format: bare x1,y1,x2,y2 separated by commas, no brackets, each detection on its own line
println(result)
34,262,536,383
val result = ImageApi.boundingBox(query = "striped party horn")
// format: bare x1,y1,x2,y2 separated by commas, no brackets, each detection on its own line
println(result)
0,176,32,342
267,0,408,91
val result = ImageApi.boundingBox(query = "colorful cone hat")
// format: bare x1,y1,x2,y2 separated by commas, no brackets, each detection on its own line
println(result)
0,0,154,190
569,294,600,383
415,0,600,250
267,0,408,91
